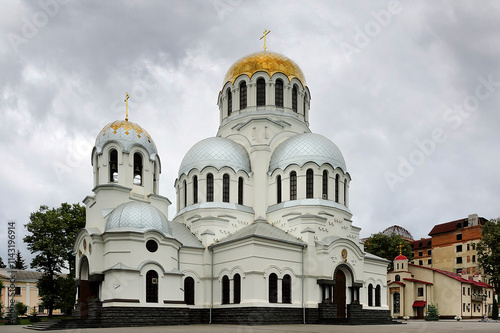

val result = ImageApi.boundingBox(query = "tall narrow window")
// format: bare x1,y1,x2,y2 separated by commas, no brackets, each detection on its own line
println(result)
344,181,347,205
322,170,328,199
240,81,247,110
275,79,283,107
227,88,232,116
238,177,243,205
282,274,291,303
193,175,198,204
184,277,195,305
257,78,266,106
223,174,230,203
292,85,298,112
133,153,143,185
234,274,241,304
290,171,297,200
306,169,314,198
375,285,381,306
368,284,373,306
222,275,230,304
183,180,187,208
146,270,158,303
207,173,214,202
335,174,340,203
269,273,278,303
109,149,118,182
276,175,282,203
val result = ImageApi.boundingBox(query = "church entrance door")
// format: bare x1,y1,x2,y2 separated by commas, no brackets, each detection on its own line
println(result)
416,306,424,319
334,270,346,319
146,270,159,303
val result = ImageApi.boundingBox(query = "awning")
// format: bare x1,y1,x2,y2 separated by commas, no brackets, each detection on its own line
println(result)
413,301,427,307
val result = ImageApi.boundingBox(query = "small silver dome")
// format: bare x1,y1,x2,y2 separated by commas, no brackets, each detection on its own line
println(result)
269,133,347,173
95,120,158,161
178,137,251,177
105,201,172,235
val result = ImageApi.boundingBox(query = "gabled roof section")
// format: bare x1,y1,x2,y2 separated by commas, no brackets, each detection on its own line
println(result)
409,263,494,288
403,278,433,285
211,218,306,248
428,216,487,236
170,221,204,249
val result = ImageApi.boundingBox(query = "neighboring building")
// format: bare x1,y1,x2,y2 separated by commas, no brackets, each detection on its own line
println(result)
387,255,494,319
381,225,414,242
429,214,487,274
410,238,432,268
73,49,392,326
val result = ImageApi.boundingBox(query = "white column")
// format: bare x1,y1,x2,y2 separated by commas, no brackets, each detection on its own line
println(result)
278,279,283,303
229,278,234,304
26,284,31,308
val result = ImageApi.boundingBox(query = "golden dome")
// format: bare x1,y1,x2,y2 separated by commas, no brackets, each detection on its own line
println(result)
100,120,152,140
223,51,306,87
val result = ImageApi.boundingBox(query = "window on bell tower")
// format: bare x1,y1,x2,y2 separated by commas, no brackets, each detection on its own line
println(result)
257,78,265,106
275,79,283,107
292,85,298,112
133,153,143,185
240,81,247,110
227,88,232,116
109,149,118,182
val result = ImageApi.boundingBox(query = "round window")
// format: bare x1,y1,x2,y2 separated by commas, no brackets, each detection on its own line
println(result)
146,239,158,253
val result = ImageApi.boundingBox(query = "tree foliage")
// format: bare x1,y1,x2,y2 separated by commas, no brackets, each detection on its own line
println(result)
15,302,27,316
14,250,27,270
475,218,500,294
425,304,439,321
23,203,85,316
364,233,413,270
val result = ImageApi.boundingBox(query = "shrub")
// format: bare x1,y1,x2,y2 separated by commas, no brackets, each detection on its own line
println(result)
424,304,439,321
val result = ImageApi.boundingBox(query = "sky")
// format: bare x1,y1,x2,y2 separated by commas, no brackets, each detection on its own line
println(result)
1,0,499,267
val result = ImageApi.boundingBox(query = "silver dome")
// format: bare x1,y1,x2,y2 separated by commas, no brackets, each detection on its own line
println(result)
178,137,251,177
95,120,158,161
105,201,172,235
269,133,347,173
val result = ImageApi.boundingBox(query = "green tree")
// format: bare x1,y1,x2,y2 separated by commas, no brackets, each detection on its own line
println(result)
23,203,86,317
475,218,500,293
14,250,27,270
0,256,6,268
15,302,27,316
364,233,413,270
425,303,439,321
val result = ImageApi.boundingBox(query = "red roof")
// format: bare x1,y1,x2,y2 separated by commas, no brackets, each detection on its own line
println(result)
388,280,406,287
408,263,494,288
413,301,426,307
403,278,433,285
395,254,408,261
428,217,487,236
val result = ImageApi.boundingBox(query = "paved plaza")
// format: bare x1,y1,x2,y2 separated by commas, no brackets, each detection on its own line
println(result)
2,320,500,333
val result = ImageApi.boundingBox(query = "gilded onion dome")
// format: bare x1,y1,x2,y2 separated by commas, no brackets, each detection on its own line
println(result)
223,51,306,87
95,120,158,160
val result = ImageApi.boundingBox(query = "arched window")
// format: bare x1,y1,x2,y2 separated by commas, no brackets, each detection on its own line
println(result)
275,79,283,107
240,81,247,110
257,78,266,106
109,149,118,182
193,175,198,204
276,175,282,204
292,85,298,112
269,273,278,303
375,285,381,306
282,274,291,303
303,95,306,115
223,174,230,203
395,274,400,282
222,275,230,304
238,177,243,205
133,153,143,185
146,270,158,303
227,88,232,116
290,171,297,200
344,181,347,205
184,277,195,305
306,169,314,198
183,180,187,208
322,170,328,199
207,173,214,202
368,284,373,306
234,274,241,304
335,174,340,203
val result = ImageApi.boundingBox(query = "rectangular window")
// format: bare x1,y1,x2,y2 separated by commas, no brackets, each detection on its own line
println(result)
468,288,470,295
427,259,432,265
418,251,423,257
463,287,465,295
463,303,466,312
472,255,476,262
456,233,462,240
457,257,463,264
427,249,432,255
417,287,424,297
419,260,423,266
15,287,21,295
290,172,297,200
467,243,470,251
456,244,462,252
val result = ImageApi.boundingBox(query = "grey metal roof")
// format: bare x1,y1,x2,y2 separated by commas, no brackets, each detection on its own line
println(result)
212,218,306,248
170,221,204,249
178,137,251,177
105,201,172,235
95,120,158,160
269,133,347,173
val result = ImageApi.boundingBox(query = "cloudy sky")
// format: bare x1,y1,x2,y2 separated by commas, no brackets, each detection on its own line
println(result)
1,0,499,266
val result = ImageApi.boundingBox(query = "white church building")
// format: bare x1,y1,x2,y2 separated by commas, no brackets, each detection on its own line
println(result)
73,50,391,325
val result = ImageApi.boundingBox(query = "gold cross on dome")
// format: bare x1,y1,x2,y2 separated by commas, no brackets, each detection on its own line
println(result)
124,92,130,121
398,243,403,255
260,29,271,52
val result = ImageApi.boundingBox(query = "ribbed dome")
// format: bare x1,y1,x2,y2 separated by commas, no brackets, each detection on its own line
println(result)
395,255,408,261
223,51,306,86
269,133,347,173
105,201,171,235
95,120,158,160
178,137,251,177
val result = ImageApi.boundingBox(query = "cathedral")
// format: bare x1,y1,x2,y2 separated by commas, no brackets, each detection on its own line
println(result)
73,47,392,325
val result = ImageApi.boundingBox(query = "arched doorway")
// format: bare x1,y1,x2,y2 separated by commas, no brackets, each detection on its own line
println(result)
146,270,158,303
78,257,90,319
334,270,346,319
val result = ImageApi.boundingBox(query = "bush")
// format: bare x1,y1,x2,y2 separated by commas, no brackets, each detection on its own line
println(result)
15,302,27,317
425,304,439,321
